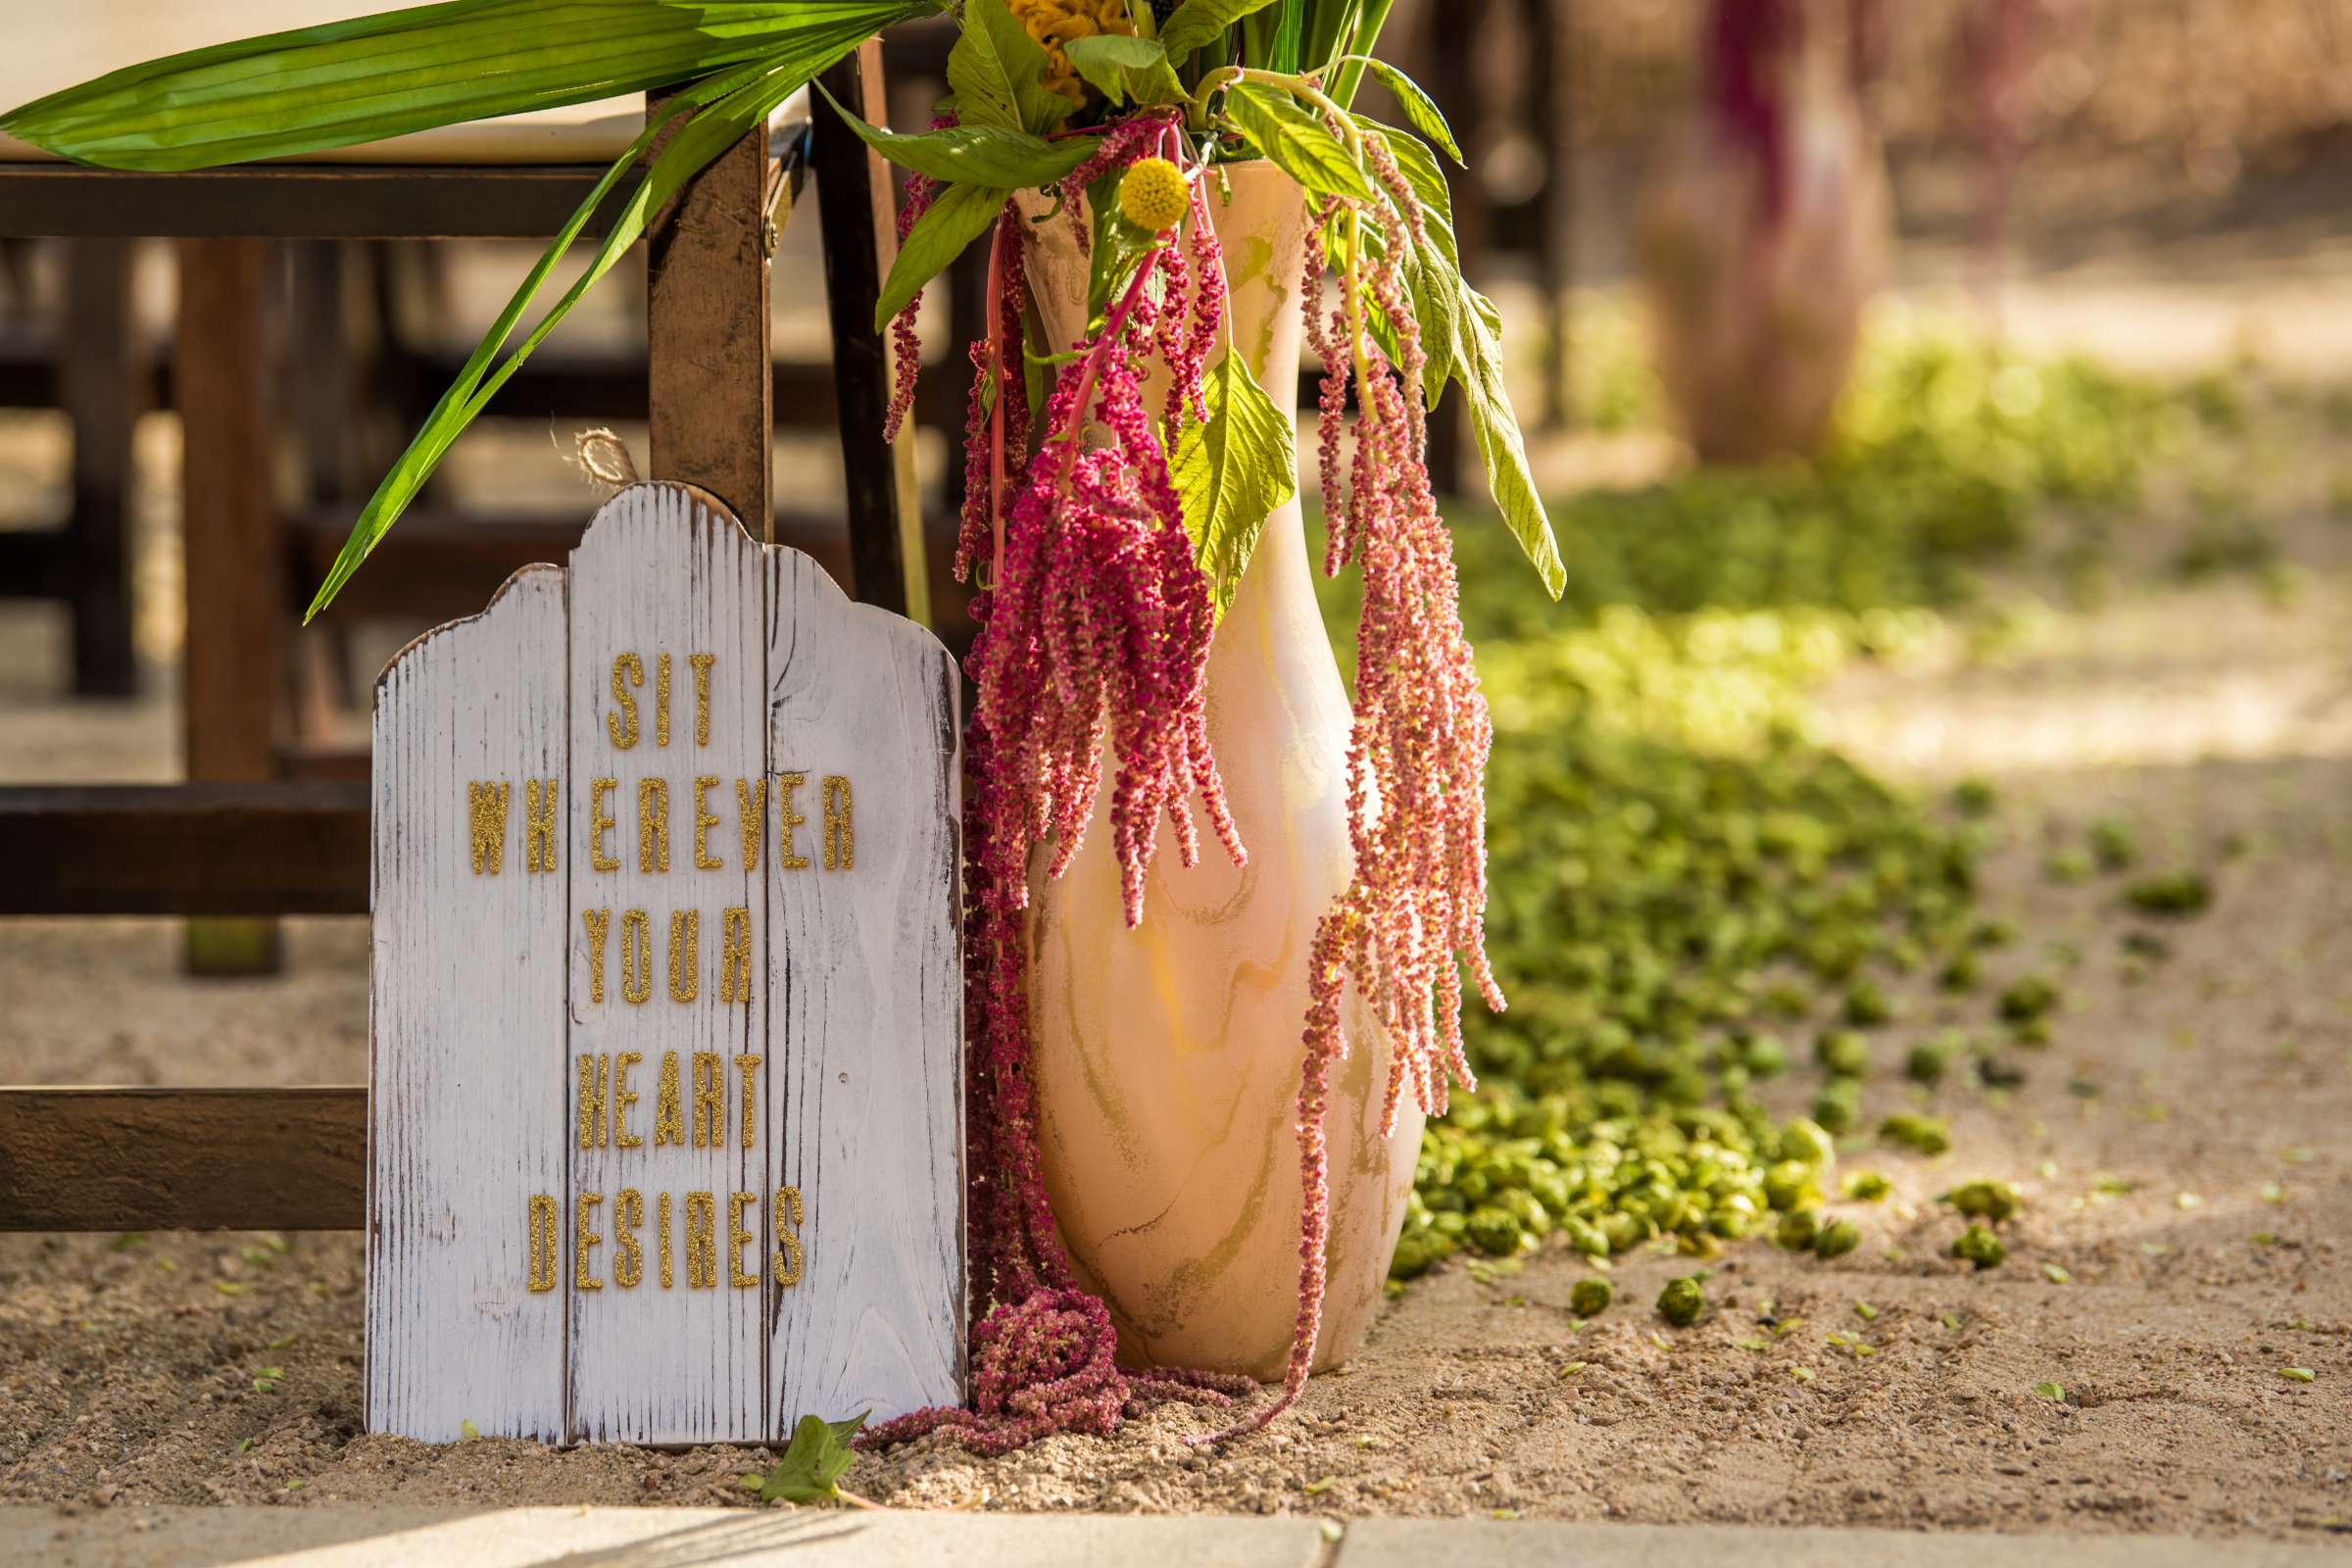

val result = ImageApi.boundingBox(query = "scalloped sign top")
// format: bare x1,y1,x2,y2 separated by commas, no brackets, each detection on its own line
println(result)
365,483,965,1446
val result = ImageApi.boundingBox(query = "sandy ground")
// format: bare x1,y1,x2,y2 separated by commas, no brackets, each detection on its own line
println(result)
4,485,2350,1540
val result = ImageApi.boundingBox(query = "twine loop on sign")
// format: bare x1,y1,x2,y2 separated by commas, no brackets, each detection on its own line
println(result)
566,426,641,493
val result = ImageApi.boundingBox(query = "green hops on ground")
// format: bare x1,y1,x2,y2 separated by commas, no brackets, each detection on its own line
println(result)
1570,1277,1613,1317
1843,983,1893,1028
2088,818,2136,871
1905,1033,1959,1084
1950,777,1998,816
1881,1113,1952,1155
1390,1227,1455,1279
1813,1219,1861,1259
1779,1117,1838,1168
1812,1078,1862,1135
2127,870,2212,916
1764,1160,1821,1213
1946,1179,2021,1224
1998,974,2060,1023
1466,1206,1526,1257
1740,1034,1790,1078
2045,847,2094,885
1952,1223,2007,1269
1775,1208,1823,1251
1938,949,1981,991
1817,1029,1871,1076
1657,1276,1705,1327
1841,1169,1891,1201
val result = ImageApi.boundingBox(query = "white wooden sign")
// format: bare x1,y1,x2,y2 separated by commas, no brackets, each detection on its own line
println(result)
365,482,965,1445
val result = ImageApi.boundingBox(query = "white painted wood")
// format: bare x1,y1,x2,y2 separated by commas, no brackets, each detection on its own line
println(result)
368,564,569,1443
368,482,964,1446
565,484,770,1445
763,547,965,1435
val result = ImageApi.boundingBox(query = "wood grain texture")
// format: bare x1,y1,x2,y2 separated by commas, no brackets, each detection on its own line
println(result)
565,485,768,1446
368,564,570,1444
762,545,965,1434
0,1088,362,1232
368,483,963,1446
0,783,367,915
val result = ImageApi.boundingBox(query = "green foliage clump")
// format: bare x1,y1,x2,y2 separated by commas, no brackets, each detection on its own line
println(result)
1569,1276,1613,1318
2126,870,2213,917
1952,1224,2007,1269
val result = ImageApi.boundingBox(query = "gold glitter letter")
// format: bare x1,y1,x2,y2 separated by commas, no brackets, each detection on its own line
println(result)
692,775,723,870
656,652,672,749
822,775,854,871
667,909,700,1004
523,778,559,872
719,906,753,1004
612,1051,643,1150
614,1189,644,1288
728,1192,759,1289
636,778,670,873
574,1191,605,1291
590,778,619,872
609,653,642,750
772,1187,805,1289
736,778,766,870
467,781,511,875
582,908,611,1004
575,1053,609,1149
734,1055,760,1149
658,1192,674,1288
776,771,810,870
692,1053,723,1149
685,1191,717,1289
620,909,653,1004
654,1051,685,1147
527,1195,560,1293
691,653,715,747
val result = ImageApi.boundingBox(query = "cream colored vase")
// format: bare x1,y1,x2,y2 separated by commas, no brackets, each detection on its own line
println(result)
1021,164,1421,1383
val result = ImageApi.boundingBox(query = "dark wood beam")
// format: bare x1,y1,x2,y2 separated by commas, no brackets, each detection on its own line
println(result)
646,94,772,536
812,40,928,622
0,1088,365,1232
0,164,619,240
0,783,368,916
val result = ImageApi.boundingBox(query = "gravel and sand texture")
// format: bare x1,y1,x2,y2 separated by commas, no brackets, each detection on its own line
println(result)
3,383,2349,1540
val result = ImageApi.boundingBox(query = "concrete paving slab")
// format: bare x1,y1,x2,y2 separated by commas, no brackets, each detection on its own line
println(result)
0,1505,1330,1568
7,1507,2349,1568
1339,1519,2352,1568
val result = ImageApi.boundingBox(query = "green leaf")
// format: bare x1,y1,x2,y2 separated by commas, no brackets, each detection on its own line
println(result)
950,0,1076,136
2034,1380,2066,1400
308,46,849,620
1220,81,1376,203
1363,60,1463,165
748,1412,867,1504
1455,277,1566,599
876,180,1009,332
819,87,1098,187
1174,349,1298,617
1160,0,1283,57
1064,35,1187,109
3,0,937,172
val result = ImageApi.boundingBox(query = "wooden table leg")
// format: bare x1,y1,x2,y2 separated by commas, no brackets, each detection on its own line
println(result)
647,91,772,539
812,39,929,623
61,238,139,697
175,238,283,976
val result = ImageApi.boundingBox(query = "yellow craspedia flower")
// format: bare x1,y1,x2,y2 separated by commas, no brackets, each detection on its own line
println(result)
1119,156,1189,230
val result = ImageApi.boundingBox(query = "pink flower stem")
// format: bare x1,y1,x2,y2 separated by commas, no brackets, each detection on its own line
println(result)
986,213,1014,586
1051,245,1166,493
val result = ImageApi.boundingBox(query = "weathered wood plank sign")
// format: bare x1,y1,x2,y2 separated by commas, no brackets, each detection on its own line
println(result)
366,482,964,1445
